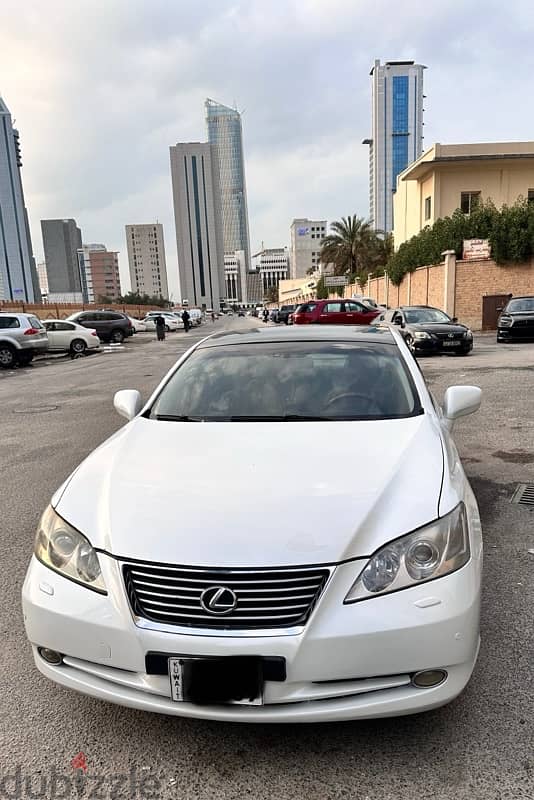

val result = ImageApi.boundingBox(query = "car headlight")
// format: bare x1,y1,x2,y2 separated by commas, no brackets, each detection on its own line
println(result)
464,329,473,339
344,503,469,602
34,506,107,594
413,331,431,340
498,315,513,327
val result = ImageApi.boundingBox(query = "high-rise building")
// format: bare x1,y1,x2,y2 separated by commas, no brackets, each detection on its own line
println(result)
364,60,426,233
205,99,251,270
252,247,289,296
36,262,48,296
125,224,168,299
77,244,121,303
224,250,247,306
0,97,40,301
169,142,224,310
41,218,83,302
289,219,327,279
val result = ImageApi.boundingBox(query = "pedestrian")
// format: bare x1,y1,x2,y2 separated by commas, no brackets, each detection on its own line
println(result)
211,311,215,323
155,314,166,341
262,308,269,323
182,308,191,333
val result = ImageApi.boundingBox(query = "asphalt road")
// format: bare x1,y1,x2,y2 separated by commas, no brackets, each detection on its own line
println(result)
1,321,533,800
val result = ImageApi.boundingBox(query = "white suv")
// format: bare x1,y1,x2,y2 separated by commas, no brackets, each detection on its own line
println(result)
0,313,49,368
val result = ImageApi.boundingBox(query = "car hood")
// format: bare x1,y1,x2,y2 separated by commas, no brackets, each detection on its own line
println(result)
408,323,468,335
54,415,444,567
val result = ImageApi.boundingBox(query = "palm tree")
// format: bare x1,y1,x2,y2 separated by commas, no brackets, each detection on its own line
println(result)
319,215,391,279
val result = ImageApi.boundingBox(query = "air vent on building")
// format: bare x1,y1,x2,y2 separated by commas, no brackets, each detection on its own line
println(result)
511,484,534,506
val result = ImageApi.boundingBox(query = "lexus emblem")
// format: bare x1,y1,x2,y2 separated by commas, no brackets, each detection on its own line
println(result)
448,333,455,338
200,586,238,615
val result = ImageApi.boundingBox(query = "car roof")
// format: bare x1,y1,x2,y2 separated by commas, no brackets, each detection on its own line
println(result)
198,325,396,349
508,295,534,300
397,305,441,311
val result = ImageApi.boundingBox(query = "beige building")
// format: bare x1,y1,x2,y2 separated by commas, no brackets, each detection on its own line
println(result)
290,219,327,278
277,276,318,306
394,141,534,247
125,223,169,299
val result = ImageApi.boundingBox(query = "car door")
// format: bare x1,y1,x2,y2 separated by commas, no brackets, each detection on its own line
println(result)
344,301,375,324
54,321,77,350
318,301,344,324
44,321,60,350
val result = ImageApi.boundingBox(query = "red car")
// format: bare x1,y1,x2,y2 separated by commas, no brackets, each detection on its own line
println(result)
293,299,381,325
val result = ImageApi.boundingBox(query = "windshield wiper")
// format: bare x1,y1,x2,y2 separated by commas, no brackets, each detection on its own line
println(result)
155,414,201,422
227,414,333,422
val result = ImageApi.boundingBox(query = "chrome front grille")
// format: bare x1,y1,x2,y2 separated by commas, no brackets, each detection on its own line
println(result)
123,562,330,630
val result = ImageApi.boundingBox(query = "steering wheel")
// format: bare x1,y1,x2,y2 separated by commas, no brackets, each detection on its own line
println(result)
325,391,385,415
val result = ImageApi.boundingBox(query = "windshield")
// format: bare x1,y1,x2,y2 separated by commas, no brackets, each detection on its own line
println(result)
404,308,451,324
505,298,534,313
149,341,421,421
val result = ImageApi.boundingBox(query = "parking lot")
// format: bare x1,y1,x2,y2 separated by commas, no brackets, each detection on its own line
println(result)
1,320,533,799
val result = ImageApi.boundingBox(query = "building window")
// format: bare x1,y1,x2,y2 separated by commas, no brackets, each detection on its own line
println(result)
528,189,534,203
461,191,481,214
424,196,431,220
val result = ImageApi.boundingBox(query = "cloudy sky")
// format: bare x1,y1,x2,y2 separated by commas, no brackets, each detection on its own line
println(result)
1,0,533,299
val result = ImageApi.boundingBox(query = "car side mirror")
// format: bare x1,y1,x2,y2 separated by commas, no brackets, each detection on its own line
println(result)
394,317,405,328
442,386,481,431
452,317,458,323
114,389,142,421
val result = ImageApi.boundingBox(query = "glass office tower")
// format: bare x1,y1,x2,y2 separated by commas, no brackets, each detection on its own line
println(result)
363,60,426,233
205,99,251,270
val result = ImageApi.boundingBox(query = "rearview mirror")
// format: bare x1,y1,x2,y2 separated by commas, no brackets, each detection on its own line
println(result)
442,386,481,430
114,389,142,421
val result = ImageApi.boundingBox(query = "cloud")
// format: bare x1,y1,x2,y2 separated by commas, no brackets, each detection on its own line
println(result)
1,0,533,298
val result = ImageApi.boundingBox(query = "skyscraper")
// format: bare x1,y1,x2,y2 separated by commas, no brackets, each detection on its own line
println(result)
125,224,169,299
0,97,40,301
205,99,251,269
41,219,83,301
169,142,224,310
364,60,426,233
77,244,121,303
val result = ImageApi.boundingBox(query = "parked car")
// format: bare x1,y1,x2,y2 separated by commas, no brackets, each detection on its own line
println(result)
380,306,473,356
43,320,100,355
0,312,48,368
293,299,381,325
66,311,133,344
143,312,182,331
277,304,296,324
128,317,147,333
497,295,534,342
269,308,279,322
23,325,482,723
188,309,202,326
238,310,245,317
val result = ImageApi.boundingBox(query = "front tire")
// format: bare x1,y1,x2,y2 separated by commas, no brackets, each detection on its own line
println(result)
405,335,416,355
165,325,170,333
70,338,87,355
110,329,124,344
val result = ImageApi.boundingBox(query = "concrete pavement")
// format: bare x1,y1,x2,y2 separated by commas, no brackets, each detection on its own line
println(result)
0,322,533,799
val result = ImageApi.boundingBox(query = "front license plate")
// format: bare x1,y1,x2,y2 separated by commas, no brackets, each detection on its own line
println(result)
169,657,264,705
442,340,457,347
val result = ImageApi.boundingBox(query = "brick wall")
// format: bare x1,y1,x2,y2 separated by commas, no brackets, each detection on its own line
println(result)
455,259,534,329
0,301,159,320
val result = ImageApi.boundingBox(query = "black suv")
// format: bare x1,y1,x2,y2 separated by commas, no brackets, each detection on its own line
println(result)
67,311,133,343
277,304,296,325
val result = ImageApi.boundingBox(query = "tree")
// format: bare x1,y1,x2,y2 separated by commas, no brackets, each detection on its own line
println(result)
264,285,278,304
319,215,390,282
315,275,328,299
118,291,168,307
97,295,114,305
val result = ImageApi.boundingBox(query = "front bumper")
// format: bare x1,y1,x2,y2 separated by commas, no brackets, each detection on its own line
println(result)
413,338,472,355
22,553,481,722
497,325,534,341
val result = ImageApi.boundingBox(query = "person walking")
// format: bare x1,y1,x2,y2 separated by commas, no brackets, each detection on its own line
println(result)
155,314,166,342
182,309,191,333
262,308,269,323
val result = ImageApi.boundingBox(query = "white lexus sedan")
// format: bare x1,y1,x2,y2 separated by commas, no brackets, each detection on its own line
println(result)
42,320,100,355
22,326,482,722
